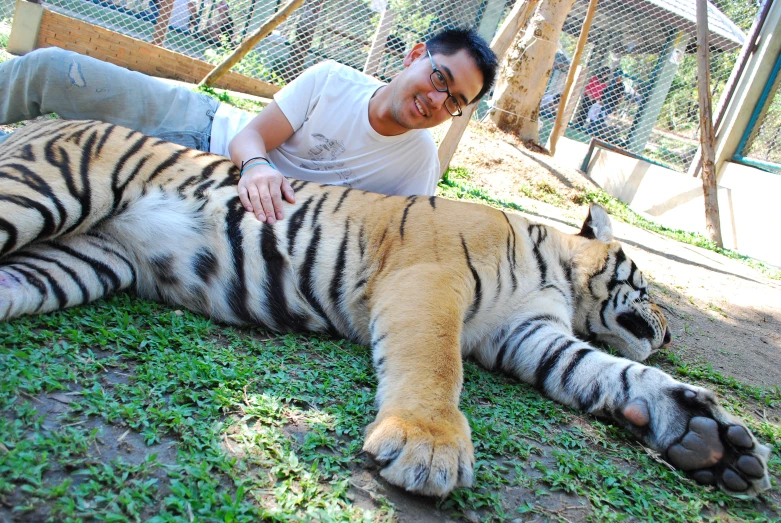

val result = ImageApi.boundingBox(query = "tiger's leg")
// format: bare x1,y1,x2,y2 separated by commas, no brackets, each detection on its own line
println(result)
494,317,771,497
362,265,474,497
0,232,136,321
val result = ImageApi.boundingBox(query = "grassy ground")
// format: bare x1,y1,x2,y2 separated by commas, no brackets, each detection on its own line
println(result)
0,42,779,520
1,278,779,522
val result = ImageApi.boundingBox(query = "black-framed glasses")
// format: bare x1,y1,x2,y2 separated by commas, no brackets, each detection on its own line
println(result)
426,50,463,117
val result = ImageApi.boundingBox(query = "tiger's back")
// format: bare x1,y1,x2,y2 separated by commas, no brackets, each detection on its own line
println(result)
0,119,771,499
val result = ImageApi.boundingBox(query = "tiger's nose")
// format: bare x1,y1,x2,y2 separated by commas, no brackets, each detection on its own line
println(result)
663,328,672,347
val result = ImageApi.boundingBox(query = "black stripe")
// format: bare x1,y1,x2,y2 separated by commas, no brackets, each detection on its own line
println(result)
534,338,577,391
20,144,35,162
620,364,633,400
16,251,90,303
84,233,138,286
193,249,218,283
310,193,330,227
8,266,47,312
260,222,308,330
0,194,57,246
299,225,338,335
95,124,116,156
147,148,187,183
333,189,352,213
1,163,69,233
110,134,153,206
43,241,123,294
44,135,92,236
461,235,482,323
194,179,216,200
286,196,315,255
580,381,603,411
358,223,367,259
11,262,67,309
399,197,417,239
223,197,254,323
560,348,593,391
495,317,556,370
428,196,436,209
329,220,351,330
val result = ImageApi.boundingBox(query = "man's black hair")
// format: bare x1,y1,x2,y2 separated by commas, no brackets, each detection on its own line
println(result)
426,28,499,104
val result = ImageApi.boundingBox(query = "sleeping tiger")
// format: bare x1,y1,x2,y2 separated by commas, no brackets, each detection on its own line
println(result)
0,119,771,498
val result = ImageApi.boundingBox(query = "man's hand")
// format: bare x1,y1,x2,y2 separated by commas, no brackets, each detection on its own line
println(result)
238,164,296,224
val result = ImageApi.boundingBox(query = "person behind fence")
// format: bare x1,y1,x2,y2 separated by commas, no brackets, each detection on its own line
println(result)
575,67,609,128
0,28,498,223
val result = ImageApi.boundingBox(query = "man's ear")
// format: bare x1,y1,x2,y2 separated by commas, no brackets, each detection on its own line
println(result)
578,204,614,243
403,42,427,68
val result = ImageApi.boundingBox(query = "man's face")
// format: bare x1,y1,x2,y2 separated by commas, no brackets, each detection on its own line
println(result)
389,45,484,130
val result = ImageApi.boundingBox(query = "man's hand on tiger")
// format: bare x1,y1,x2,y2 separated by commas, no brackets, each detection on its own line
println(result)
238,164,296,224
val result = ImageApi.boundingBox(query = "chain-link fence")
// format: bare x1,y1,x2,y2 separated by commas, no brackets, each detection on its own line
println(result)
0,0,512,86
536,0,757,173
737,53,781,171
0,0,765,174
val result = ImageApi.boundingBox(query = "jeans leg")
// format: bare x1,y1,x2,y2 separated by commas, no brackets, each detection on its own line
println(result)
0,47,219,150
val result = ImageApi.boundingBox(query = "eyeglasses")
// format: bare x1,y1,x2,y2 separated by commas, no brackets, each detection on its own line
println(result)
426,50,463,117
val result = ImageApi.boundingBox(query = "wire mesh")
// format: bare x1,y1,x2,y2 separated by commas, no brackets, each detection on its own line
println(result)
0,0,764,175
31,0,513,86
740,66,781,168
538,0,757,173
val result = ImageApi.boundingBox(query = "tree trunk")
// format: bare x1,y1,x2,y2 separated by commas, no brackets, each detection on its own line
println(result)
490,0,576,141
696,0,723,248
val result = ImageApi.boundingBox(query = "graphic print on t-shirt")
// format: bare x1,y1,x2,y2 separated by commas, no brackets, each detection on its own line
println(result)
300,133,354,184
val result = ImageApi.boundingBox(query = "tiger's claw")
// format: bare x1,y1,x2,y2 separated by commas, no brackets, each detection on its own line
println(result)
362,408,474,497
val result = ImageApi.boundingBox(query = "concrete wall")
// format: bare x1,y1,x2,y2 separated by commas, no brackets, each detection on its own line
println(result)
582,145,781,266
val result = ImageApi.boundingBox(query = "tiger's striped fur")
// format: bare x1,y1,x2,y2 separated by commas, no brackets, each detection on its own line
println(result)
0,120,771,497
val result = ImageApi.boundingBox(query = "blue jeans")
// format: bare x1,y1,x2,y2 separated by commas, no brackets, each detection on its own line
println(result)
0,47,220,150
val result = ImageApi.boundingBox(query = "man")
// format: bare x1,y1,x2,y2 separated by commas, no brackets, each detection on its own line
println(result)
0,28,497,222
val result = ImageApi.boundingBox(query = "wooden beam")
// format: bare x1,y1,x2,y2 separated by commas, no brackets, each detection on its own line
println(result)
548,0,597,156
199,0,305,87
696,0,723,247
363,7,394,76
437,0,541,176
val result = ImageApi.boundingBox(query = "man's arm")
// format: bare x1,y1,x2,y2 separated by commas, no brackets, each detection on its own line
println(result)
229,101,296,223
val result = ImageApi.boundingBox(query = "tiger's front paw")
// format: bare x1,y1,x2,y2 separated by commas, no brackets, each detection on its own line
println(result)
622,388,772,497
362,407,474,497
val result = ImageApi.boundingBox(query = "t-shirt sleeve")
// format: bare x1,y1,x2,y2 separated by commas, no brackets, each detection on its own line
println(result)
273,61,334,131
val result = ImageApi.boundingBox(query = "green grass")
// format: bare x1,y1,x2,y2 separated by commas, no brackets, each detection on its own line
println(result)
438,168,781,280
1,294,779,521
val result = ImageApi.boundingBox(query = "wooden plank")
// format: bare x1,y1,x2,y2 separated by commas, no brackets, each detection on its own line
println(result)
548,0,597,155
199,0,305,87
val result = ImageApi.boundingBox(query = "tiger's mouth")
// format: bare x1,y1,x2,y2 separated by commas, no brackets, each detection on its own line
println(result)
616,311,671,349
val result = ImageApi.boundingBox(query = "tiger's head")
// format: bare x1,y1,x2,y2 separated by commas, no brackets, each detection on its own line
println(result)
572,205,671,361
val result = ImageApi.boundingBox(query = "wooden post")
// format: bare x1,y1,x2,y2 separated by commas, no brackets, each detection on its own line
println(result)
199,0,306,87
547,0,597,155
363,7,395,76
151,0,175,46
696,0,723,248
437,0,541,176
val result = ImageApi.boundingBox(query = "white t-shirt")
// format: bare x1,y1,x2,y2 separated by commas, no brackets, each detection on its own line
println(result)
209,61,440,196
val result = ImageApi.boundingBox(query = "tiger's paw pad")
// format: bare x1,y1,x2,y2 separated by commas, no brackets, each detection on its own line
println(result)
362,411,474,497
666,416,771,496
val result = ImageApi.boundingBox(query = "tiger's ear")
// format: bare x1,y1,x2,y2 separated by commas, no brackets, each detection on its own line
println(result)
578,204,614,243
